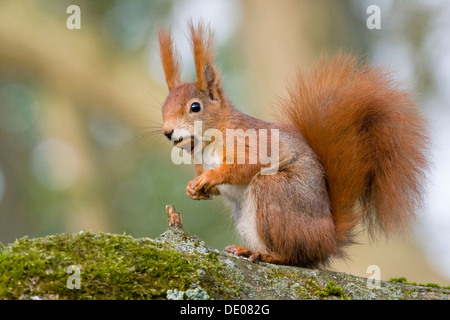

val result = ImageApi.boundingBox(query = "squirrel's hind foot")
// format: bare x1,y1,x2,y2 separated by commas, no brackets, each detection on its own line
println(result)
225,245,286,265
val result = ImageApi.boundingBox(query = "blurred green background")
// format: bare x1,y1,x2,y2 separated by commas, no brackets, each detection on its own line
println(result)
0,0,449,285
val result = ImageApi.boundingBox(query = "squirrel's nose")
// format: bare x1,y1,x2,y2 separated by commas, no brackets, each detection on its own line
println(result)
163,129,173,141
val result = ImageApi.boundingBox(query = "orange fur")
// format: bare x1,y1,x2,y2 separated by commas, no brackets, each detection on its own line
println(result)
278,54,429,246
158,28,181,91
159,23,429,268
188,21,223,100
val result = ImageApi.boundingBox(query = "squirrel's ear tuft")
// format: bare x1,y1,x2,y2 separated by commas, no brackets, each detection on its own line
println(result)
188,20,222,101
203,64,222,101
158,27,181,91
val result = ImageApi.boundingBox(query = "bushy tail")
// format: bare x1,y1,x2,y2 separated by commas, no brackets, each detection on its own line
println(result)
278,54,429,247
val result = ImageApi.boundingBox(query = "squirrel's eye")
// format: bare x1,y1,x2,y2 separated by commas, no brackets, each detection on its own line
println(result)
190,102,202,113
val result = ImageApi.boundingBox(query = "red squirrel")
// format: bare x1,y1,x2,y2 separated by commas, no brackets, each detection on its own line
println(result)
157,22,429,268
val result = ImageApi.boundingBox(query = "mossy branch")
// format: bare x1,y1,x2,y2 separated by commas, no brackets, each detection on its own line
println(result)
0,206,449,300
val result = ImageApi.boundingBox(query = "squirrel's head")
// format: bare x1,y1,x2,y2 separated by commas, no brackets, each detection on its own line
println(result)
158,22,226,153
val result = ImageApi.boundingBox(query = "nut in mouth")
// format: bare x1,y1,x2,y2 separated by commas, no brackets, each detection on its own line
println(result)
173,136,196,153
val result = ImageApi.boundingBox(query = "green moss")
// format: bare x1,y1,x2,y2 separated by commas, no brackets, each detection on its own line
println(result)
294,279,349,300
0,231,231,300
315,281,349,300
1,229,449,300
422,283,441,289
303,279,320,291
389,277,450,290
389,277,414,285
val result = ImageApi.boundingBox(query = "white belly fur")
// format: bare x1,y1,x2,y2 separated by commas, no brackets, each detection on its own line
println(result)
218,184,268,254
201,145,268,253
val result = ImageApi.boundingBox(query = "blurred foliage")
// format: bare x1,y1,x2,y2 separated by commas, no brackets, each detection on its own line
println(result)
0,0,241,248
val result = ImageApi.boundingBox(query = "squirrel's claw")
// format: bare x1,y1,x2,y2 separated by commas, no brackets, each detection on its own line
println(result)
186,173,216,200
191,173,212,193
225,245,253,258
186,185,211,200
225,245,285,265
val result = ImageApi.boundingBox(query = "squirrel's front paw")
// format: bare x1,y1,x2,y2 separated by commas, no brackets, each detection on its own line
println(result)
186,173,215,200
186,183,211,200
